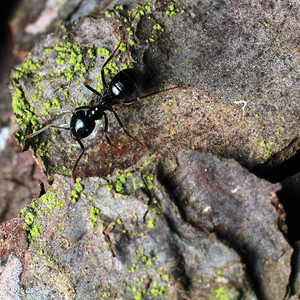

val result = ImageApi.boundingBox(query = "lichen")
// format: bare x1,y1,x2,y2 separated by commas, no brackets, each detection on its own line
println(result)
210,287,232,300
12,26,133,179
69,177,84,203
105,2,165,45
20,183,67,241
90,206,100,228
108,171,134,197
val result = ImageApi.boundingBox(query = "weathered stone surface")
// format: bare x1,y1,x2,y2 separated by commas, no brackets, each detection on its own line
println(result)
11,0,299,183
0,218,27,299
160,151,293,299
0,151,293,299
5,0,299,299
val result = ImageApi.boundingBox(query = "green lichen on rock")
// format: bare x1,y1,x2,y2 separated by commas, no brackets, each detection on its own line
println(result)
20,180,67,242
105,1,171,45
125,247,168,298
11,41,92,143
12,35,118,137
54,42,89,81
108,171,134,197
11,22,134,179
69,177,84,203
20,194,53,240
21,208,43,240
90,206,100,228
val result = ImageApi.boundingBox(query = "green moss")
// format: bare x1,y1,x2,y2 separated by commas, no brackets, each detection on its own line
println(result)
90,206,100,228
70,177,84,203
211,287,231,300
109,172,135,197
147,219,156,228
22,208,43,240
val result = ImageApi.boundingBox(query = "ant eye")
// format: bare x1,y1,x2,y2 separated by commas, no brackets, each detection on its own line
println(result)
70,111,95,139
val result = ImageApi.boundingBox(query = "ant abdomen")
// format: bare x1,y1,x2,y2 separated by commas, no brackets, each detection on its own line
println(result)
109,68,141,99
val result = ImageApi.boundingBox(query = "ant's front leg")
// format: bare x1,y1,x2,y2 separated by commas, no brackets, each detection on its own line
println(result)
72,134,85,184
84,82,102,97
111,108,148,149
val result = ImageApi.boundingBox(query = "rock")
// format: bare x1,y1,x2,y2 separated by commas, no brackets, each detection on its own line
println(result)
5,0,299,299
0,151,293,299
10,0,299,182
160,151,293,299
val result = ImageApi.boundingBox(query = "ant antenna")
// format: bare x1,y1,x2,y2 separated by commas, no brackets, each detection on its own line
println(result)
25,124,70,140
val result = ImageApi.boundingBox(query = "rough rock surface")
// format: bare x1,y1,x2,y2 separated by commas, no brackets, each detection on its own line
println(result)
11,0,299,181
1,0,299,299
0,151,292,299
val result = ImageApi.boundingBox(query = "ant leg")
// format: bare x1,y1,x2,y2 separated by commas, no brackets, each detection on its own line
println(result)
101,32,124,88
123,84,190,104
111,108,148,149
84,82,102,97
103,112,119,150
72,134,85,184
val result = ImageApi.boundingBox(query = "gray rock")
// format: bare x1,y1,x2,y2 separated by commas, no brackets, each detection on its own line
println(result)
11,0,299,181
6,0,299,299
0,151,293,299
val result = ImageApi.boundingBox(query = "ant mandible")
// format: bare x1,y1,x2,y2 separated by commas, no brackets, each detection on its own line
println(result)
25,32,189,183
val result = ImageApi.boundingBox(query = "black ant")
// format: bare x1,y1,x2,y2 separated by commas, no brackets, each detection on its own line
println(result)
25,32,189,183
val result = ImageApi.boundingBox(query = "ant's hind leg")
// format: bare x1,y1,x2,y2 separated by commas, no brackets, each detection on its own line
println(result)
101,32,124,88
111,108,148,149
123,84,190,104
103,112,119,150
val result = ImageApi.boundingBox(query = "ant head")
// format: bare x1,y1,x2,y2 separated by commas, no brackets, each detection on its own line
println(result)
70,110,95,139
